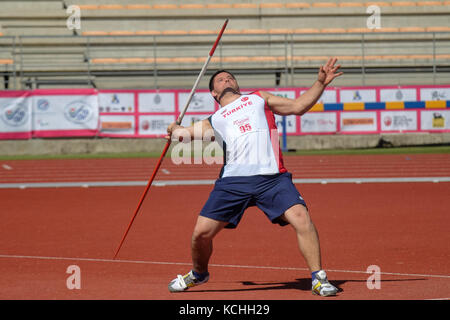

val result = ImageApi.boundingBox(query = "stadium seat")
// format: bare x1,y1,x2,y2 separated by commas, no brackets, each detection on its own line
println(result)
294,28,320,34
312,3,338,8
321,28,347,33
399,27,426,32
391,2,417,6
269,29,293,34
232,4,258,8
365,2,391,6
153,4,177,10
135,30,161,35
241,29,267,34
260,3,285,8
417,1,443,6
206,4,232,9
339,2,364,7
125,4,152,10
285,3,311,8
373,27,400,32
179,4,205,9
347,28,373,33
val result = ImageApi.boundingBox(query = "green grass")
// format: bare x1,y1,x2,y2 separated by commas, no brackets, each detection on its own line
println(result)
0,145,449,161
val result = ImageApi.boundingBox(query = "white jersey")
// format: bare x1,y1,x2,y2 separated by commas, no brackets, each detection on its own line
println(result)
208,92,287,178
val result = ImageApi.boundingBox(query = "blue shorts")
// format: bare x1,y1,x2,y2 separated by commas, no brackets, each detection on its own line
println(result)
199,172,307,229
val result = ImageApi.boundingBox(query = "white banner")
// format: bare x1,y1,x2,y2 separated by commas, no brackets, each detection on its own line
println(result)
99,92,135,113
138,92,175,113
420,110,450,131
275,115,297,134
178,92,216,112
300,89,337,103
32,94,98,133
381,111,417,132
0,95,32,135
420,88,450,101
301,112,337,133
340,89,377,103
380,88,417,102
340,111,377,132
138,115,175,135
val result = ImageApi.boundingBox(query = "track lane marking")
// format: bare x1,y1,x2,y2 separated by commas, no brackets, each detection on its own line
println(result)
1,177,449,189
0,254,449,279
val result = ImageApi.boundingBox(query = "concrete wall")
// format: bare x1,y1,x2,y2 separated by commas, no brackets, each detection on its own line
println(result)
1,133,449,156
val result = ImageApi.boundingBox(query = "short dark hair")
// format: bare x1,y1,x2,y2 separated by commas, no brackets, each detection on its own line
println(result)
208,70,236,92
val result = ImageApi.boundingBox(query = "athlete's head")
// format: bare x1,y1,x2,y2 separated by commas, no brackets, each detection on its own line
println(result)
209,70,240,103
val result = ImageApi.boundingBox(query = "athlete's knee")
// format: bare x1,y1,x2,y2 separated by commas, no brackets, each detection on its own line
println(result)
192,216,225,243
192,228,215,243
283,205,313,228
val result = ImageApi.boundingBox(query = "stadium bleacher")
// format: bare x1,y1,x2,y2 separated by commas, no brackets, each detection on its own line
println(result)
0,0,448,89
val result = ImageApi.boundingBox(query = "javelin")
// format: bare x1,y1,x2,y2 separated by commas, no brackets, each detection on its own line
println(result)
113,19,229,259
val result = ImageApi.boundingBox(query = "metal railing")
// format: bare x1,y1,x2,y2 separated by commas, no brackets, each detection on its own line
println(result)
1,31,449,90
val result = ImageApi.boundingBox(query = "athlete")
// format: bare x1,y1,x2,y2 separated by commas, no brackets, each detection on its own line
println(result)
166,57,343,296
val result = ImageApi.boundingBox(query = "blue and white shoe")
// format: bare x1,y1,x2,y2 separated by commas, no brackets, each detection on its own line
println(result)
312,270,338,296
168,270,209,292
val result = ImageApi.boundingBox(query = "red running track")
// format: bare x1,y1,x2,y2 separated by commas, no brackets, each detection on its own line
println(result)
1,153,449,183
0,154,449,300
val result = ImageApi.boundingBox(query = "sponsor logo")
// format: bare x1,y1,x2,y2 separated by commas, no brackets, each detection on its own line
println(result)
1,102,29,127
432,112,445,128
36,99,50,111
64,100,94,124
383,115,414,129
342,118,374,126
222,100,253,119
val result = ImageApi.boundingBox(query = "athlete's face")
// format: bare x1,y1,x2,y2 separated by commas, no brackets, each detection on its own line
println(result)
211,72,240,101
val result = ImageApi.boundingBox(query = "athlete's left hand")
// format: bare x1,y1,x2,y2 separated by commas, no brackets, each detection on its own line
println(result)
317,57,343,86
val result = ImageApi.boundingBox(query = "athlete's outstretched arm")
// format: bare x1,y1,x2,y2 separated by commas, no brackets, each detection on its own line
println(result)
166,119,213,141
262,57,343,116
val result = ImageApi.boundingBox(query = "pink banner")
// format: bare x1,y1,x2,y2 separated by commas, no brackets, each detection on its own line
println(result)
1,85,449,139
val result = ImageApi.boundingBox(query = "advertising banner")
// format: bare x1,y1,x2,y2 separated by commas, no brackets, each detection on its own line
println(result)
420,87,450,101
99,114,136,137
380,110,418,132
420,110,450,131
340,111,377,133
99,92,135,113
178,92,216,113
138,114,175,136
0,92,32,139
340,89,377,103
138,92,175,113
1,85,450,140
32,90,99,137
300,112,337,133
380,88,417,102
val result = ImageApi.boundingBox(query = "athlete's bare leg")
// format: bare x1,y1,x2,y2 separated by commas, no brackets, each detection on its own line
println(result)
191,216,228,274
281,204,322,272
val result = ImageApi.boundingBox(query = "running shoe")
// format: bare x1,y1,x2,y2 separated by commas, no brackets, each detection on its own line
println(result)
312,270,338,296
168,270,209,292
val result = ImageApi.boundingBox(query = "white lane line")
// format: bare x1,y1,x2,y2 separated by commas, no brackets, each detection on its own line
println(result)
0,254,449,279
2,164,13,170
0,177,449,189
